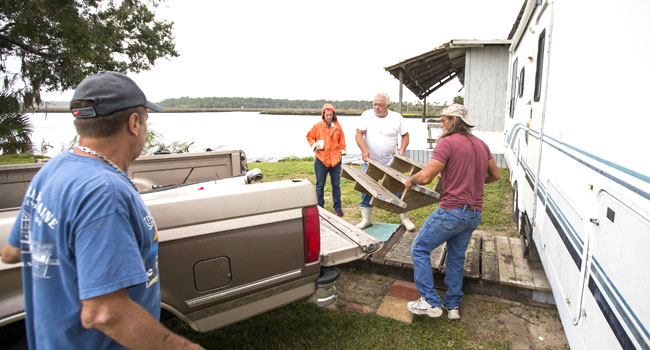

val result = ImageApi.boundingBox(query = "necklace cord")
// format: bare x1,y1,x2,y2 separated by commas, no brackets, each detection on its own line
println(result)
74,146,139,192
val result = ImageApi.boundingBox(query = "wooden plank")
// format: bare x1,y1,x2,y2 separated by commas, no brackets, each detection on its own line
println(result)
382,175,404,194
401,189,440,212
352,181,371,196
342,168,371,195
464,234,481,279
391,153,425,174
385,260,404,268
341,166,355,181
364,162,385,181
384,230,416,266
495,236,517,286
368,158,408,192
430,242,446,271
432,176,443,198
508,237,536,289
341,165,406,210
529,261,552,291
369,197,408,213
480,236,499,282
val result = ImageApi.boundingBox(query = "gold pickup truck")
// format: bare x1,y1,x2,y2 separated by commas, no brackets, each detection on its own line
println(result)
0,151,381,332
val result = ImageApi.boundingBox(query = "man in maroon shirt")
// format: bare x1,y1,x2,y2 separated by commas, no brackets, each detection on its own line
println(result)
404,104,501,320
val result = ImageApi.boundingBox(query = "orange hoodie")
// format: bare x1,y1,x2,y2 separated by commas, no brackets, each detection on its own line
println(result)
306,103,346,167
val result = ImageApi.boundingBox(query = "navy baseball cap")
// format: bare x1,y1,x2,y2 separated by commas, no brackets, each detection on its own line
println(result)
70,71,163,118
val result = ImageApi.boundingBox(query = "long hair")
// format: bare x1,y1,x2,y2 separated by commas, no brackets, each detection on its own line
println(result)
439,116,473,139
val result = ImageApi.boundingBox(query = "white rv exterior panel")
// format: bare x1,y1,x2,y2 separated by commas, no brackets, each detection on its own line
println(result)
504,1,650,349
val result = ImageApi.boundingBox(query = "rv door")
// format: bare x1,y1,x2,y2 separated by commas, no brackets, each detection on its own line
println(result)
527,4,553,227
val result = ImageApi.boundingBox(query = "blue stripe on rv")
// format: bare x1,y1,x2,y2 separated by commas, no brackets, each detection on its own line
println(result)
544,206,582,268
591,260,650,350
588,277,636,349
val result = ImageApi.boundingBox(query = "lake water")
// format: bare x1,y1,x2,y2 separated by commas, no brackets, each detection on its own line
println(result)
29,111,435,162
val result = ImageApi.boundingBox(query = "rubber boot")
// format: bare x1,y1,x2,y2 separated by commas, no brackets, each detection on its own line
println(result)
400,212,416,231
356,207,373,229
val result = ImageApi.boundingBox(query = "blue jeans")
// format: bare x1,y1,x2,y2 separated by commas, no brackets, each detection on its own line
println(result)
314,158,342,211
411,207,482,308
358,162,402,207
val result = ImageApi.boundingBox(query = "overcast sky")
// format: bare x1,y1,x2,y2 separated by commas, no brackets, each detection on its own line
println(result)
43,0,524,105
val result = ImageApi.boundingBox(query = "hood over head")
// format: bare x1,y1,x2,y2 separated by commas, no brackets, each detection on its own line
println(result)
321,103,337,122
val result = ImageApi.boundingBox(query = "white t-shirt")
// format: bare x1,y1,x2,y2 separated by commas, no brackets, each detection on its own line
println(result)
357,109,408,165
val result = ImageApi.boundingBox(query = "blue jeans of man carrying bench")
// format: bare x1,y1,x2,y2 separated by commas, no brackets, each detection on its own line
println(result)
411,206,481,312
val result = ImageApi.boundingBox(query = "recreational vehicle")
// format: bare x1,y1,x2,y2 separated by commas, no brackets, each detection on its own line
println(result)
504,1,650,349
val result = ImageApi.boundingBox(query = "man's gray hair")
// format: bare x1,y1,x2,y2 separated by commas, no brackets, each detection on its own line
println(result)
375,92,391,105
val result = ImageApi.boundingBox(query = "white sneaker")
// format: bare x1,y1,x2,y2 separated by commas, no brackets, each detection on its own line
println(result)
407,297,443,318
446,307,460,320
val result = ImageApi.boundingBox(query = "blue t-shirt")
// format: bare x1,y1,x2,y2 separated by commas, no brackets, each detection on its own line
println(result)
8,151,160,349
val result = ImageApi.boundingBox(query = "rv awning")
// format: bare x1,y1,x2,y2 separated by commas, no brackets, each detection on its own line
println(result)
384,39,511,100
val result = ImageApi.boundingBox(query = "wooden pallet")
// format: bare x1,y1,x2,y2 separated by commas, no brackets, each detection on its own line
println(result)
366,159,440,213
493,236,551,291
381,230,551,292
342,154,441,214
341,165,406,211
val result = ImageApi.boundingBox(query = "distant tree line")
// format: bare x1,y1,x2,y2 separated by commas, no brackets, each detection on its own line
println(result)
158,96,458,115
158,97,372,110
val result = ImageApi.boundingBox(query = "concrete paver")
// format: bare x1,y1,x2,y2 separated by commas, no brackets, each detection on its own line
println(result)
376,295,413,323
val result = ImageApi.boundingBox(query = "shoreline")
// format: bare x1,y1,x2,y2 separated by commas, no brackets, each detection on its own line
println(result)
32,107,438,118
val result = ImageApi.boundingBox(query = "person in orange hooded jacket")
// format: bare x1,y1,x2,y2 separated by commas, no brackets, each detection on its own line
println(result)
306,103,347,217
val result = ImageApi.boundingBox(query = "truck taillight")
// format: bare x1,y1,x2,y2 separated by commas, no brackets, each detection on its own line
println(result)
302,206,320,263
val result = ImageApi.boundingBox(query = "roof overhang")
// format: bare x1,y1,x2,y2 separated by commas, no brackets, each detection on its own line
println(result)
384,39,511,100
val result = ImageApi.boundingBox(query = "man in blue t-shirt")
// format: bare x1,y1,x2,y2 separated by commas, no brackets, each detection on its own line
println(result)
0,72,202,349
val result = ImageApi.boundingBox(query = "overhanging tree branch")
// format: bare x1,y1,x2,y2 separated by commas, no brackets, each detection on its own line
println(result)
0,33,56,60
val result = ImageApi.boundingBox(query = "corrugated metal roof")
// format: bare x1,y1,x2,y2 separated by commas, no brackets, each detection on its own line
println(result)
384,39,511,100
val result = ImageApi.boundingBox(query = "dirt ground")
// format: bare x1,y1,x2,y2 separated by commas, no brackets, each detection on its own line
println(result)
334,268,570,350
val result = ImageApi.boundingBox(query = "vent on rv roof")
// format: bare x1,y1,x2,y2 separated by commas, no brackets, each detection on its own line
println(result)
606,207,615,223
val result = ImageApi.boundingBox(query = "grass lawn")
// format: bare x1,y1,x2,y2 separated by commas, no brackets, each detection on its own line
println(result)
0,153,49,165
165,300,475,349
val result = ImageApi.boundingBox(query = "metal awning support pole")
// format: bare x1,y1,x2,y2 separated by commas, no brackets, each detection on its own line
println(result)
398,69,403,114
422,96,427,122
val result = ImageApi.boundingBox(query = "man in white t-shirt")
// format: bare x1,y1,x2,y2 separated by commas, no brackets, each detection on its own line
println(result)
355,92,415,230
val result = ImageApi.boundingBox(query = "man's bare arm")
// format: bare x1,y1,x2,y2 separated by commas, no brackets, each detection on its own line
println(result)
0,242,20,264
485,158,501,183
405,158,445,189
81,289,202,350
355,129,371,161
399,132,410,155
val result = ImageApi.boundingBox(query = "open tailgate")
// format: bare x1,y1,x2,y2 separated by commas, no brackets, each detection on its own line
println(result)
318,207,383,266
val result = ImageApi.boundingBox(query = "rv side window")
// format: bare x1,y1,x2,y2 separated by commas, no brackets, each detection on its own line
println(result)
509,57,518,118
518,67,525,98
534,29,546,102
